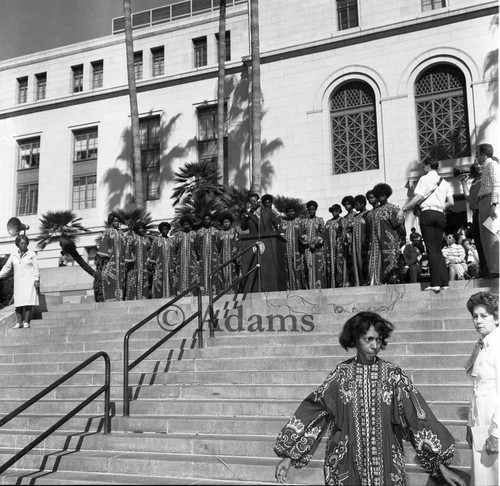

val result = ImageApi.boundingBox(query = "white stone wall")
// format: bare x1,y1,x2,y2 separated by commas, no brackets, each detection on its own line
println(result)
0,0,497,266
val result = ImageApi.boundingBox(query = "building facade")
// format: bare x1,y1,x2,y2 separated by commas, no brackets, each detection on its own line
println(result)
0,0,497,266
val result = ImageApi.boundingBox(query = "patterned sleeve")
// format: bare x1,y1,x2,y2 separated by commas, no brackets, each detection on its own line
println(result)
274,393,330,468
97,229,112,258
391,366,455,478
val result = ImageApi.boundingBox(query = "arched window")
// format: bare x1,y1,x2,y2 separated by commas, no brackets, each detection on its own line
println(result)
415,64,471,163
330,81,379,174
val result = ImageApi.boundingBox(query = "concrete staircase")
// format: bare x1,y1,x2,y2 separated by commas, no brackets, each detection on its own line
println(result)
0,279,498,484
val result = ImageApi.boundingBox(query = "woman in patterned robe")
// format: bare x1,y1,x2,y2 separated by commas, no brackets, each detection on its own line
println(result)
323,204,343,289
218,212,241,294
149,221,176,299
274,311,466,486
353,194,370,285
282,207,306,291
302,201,327,289
124,221,151,300
96,212,127,301
367,183,405,285
340,196,357,287
171,216,200,296
197,213,223,296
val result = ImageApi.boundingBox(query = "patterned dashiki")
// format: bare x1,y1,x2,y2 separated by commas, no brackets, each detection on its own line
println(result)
97,227,127,301
171,230,200,295
275,357,456,486
218,226,241,293
340,212,357,286
124,233,151,300
197,226,223,296
149,235,177,299
367,202,404,285
302,216,327,289
282,218,306,291
323,217,343,289
352,210,369,285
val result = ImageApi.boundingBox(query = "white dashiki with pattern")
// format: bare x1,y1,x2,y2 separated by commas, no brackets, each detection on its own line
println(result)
274,357,456,486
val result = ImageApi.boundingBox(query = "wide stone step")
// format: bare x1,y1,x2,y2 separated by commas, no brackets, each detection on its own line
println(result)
0,397,471,421
0,381,472,402
0,445,471,484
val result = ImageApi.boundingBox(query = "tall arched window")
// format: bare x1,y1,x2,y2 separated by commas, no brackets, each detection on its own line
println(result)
330,81,379,174
415,64,471,163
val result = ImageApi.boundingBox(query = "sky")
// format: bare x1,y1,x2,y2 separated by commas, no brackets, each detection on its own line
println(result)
0,0,173,62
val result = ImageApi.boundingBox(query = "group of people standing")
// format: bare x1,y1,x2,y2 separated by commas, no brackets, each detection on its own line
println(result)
96,211,242,302
275,291,499,486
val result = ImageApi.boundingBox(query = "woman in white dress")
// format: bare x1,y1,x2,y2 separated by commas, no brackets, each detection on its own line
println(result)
465,291,499,485
0,235,40,328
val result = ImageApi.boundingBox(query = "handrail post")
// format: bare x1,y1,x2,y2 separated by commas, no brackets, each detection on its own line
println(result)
123,334,130,417
208,273,214,338
103,352,111,433
197,288,203,348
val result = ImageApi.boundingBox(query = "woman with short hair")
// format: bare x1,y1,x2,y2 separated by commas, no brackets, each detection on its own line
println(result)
0,235,40,329
275,311,466,486
464,291,499,485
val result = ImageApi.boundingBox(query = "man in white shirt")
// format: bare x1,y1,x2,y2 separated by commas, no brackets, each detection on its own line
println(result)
402,160,454,291
475,143,499,278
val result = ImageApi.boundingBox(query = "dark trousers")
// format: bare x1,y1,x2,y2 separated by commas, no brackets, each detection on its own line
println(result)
471,211,488,276
419,210,449,287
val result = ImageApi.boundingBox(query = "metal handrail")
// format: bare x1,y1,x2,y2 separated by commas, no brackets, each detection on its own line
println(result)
207,243,261,337
123,285,202,417
0,351,111,475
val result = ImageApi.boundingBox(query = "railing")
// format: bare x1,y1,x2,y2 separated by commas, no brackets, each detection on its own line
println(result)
207,243,261,337
0,351,111,475
112,0,248,34
123,285,203,417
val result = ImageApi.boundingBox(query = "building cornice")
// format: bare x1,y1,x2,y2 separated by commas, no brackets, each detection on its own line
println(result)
0,2,496,120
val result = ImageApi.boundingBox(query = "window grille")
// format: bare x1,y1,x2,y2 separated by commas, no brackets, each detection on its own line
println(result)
330,82,378,174
337,0,358,30
92,61,104,89
17,77,28,103
18,138,40,170
215,31,231,62
134,51,143,80
17,184,38,216
140,116,161,200
74,129,98,161
193,37,208,68
152,47,165,76
72,65,83,93
73,175,97,209
415,64,470,163
36,73,46,100
422,0,446,11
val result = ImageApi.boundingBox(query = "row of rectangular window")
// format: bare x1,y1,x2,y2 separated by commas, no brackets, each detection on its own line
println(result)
15,105,225,214
16,32,230,104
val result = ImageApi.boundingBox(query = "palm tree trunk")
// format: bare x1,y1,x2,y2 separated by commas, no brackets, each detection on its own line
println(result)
123,0,143,208
217,0,227,185
63,242,96,278
250,0,262,194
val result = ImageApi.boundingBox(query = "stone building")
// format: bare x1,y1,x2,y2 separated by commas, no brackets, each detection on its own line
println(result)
0,0,497,266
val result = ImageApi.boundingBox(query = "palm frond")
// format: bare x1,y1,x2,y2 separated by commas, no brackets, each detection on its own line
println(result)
173,192,227,230
114,208,153,232
171,161,226,206
37,210,90,249
222,187,253,223
273,195,307,217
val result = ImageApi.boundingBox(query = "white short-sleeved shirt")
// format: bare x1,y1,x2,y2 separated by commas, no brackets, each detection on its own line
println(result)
414,170,452,211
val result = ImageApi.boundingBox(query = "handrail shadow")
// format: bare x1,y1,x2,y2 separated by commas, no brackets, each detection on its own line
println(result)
123,285,203,417
0,351,111,475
